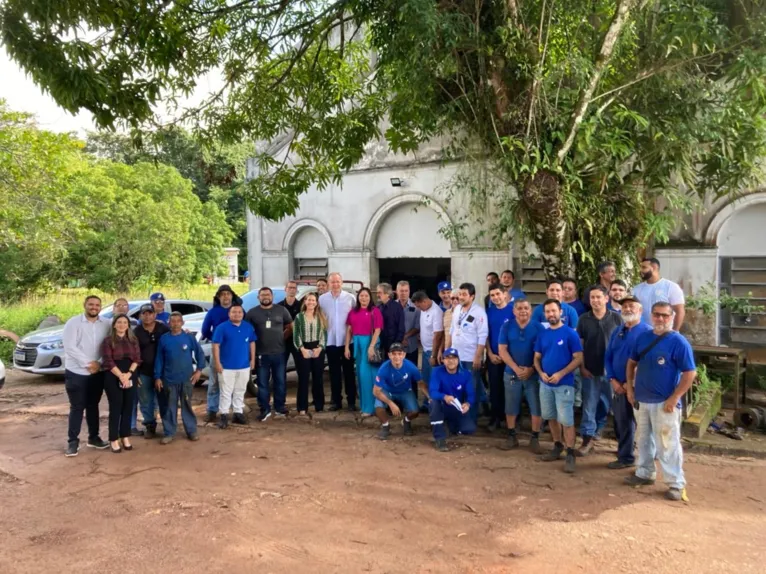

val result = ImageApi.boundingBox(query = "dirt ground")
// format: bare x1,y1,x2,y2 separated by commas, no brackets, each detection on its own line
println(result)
1,370,765,574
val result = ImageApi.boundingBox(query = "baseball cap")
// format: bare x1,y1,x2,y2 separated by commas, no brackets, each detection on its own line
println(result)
442,347,460,359
617,295,641,305
150,292,165,302
139,304,155,314
438,281,452,292
388,343,405,353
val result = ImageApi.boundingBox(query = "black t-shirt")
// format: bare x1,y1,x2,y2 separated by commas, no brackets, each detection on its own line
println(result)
245,305,293,355
134,321,171,377
576,310,623,375
279,297,302,319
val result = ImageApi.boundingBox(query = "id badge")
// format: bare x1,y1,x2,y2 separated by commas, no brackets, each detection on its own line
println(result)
266,320,272,329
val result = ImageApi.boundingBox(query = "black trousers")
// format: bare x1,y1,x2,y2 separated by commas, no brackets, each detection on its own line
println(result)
296,342,325,412
487,361,506,421
65,370,105,444
104,361,138,441
326,344,355,408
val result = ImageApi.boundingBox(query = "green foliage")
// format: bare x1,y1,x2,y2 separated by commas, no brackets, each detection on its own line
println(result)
3,1,766,277
690,363,722,412
686,281,766,316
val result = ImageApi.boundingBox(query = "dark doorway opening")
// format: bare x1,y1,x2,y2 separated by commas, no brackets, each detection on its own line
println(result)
377,258,451,301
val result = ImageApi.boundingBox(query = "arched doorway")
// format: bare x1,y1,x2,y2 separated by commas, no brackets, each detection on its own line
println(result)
286,221,331,280
366,195,453,298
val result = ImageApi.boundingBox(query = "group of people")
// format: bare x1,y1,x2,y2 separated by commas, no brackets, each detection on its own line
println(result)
62,256,694,501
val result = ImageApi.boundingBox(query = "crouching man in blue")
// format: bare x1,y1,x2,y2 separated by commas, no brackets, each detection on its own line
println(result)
154,312,206,445
625,301,695,501
428,348,476,452
373,343,424,440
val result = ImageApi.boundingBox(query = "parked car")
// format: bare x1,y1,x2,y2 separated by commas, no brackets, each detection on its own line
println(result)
13,299,213,377
0,359,5,390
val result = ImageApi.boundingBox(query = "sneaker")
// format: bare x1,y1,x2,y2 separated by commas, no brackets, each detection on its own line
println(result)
500,434,520,450
607,460,635,470
257,411,272,423
624,474,655,486
487,418,501,432
593,430,603,441
273,411,287,419
529,436,544,454
378,425,390,441
564,452,576,474
144,426,157,440
435,439,449,452
187,432,200,441
160,436,174,445
204,412,217,424
403,420,414,436
131,427,144,437
87,437,109,450
576,437,594,457
541,443,563,462
665,488,684,501
218,414,229,429
65,443,80,457
328,405,341,412
232,413,248,425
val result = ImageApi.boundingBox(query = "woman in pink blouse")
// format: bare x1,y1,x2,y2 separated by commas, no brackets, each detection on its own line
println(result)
344,288,383,416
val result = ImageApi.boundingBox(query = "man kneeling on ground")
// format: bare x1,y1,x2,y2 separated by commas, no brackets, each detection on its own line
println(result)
428,348,476,452
373,343,424,440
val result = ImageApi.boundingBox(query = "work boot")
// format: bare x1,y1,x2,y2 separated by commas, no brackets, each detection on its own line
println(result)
529,436,544,454
500,434,520,450
218,414,229,429
541,442,564,462
607,460,635,470
378,425,390,441
564,451,576,474
131,427,144,437
187,432,200,441
624,474,655,486
576,436,594,457
204,412,217,424
144,425,157,440
232,413,248,425
665,488,684,501
160,436,173,445
403,419,414,436
435,439,449,452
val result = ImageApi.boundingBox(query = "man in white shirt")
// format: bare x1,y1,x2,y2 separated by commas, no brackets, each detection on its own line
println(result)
632,258,686,330
62,295,112,457
449,283,489,422
412,290,444,411
319,272,357,411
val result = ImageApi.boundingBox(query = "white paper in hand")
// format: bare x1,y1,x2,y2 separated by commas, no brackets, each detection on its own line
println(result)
450,398,462,411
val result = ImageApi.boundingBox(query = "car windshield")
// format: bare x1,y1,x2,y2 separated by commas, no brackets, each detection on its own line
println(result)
241,288,286,312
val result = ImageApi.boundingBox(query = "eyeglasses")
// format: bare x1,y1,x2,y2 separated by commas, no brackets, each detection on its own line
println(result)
652,312,672,319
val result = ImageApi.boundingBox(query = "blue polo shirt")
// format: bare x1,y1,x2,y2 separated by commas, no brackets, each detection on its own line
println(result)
375,359,421,393
533,325,582,387
568,299,587,316
487,303,515,354
630,331,695,404
155,311,170,324
604,322,652,383
498,320,544,379
531,302,579,329
211,320,257,370
428,365,475,405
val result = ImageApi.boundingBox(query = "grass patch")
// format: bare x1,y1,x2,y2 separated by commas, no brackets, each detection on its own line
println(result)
0,283,249,364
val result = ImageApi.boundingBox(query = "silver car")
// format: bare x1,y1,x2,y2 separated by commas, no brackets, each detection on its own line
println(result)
13,299,212,377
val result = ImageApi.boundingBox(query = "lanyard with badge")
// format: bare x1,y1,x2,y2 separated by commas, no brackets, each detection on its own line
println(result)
265,310,272,330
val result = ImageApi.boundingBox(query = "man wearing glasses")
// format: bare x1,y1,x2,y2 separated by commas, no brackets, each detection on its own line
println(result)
603,295,651,469
625,302,696,501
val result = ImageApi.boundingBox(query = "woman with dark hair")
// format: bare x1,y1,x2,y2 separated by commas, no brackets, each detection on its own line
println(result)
293,292,329,415
344,288,383,416
101,314,141,453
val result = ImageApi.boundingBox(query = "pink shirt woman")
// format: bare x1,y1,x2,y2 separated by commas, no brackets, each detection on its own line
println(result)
346,306,384,336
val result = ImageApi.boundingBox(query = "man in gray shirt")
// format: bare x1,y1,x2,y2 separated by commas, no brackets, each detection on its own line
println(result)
245,287,293,421
62,295,112,456
396,281,421,390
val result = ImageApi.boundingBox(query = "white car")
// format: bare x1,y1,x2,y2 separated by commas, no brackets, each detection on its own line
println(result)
13,299,213,377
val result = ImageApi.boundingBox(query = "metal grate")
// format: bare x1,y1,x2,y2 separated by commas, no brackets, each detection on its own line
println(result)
14,343,39,367
518,257,547,305
294,258,328,280
719,257,766,348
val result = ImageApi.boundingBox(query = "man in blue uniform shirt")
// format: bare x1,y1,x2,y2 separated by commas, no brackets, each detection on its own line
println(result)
150,292,170,324
428,348,476,452
373,343,423,440
485,284,515,430
625,301,695,501
534,299,583,474
603,295,651,469
531,279,579,328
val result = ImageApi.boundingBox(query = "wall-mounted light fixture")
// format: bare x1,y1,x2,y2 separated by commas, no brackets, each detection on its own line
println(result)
390,177,402,187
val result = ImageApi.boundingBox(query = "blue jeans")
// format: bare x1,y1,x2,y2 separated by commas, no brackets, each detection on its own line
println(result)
429,399,476,440
460,361,487,423
206,365,220,415
581,375,612,437
137,374,161,429
635,402,685,489
540,384,575,427
420,351,433,406
613,391,636,464
160,382,197,437
374,388,419,414
503,373,541,417
257,353,287,413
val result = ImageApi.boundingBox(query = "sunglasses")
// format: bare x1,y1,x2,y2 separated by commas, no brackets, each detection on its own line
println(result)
451,297,459,301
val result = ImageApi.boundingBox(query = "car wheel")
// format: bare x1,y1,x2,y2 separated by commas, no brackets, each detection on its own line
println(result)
246,379,258,398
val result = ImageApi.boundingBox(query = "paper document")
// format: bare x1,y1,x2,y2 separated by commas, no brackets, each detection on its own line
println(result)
450,398,463,411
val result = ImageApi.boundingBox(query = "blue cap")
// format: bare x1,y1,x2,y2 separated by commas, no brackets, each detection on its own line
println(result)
443,347,460,359
438,281,452,292
150,292,165,302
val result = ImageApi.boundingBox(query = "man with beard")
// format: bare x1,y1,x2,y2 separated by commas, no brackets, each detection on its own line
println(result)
500,270,525,302
534,299,583,474
625,302,695,501
604,296,651,469
608,280,628,314
437,281,452,312
632,258,686,330
316,278,328,296
201,284,242,423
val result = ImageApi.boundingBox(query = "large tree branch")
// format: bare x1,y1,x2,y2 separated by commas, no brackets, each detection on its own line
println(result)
555,0,637,165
